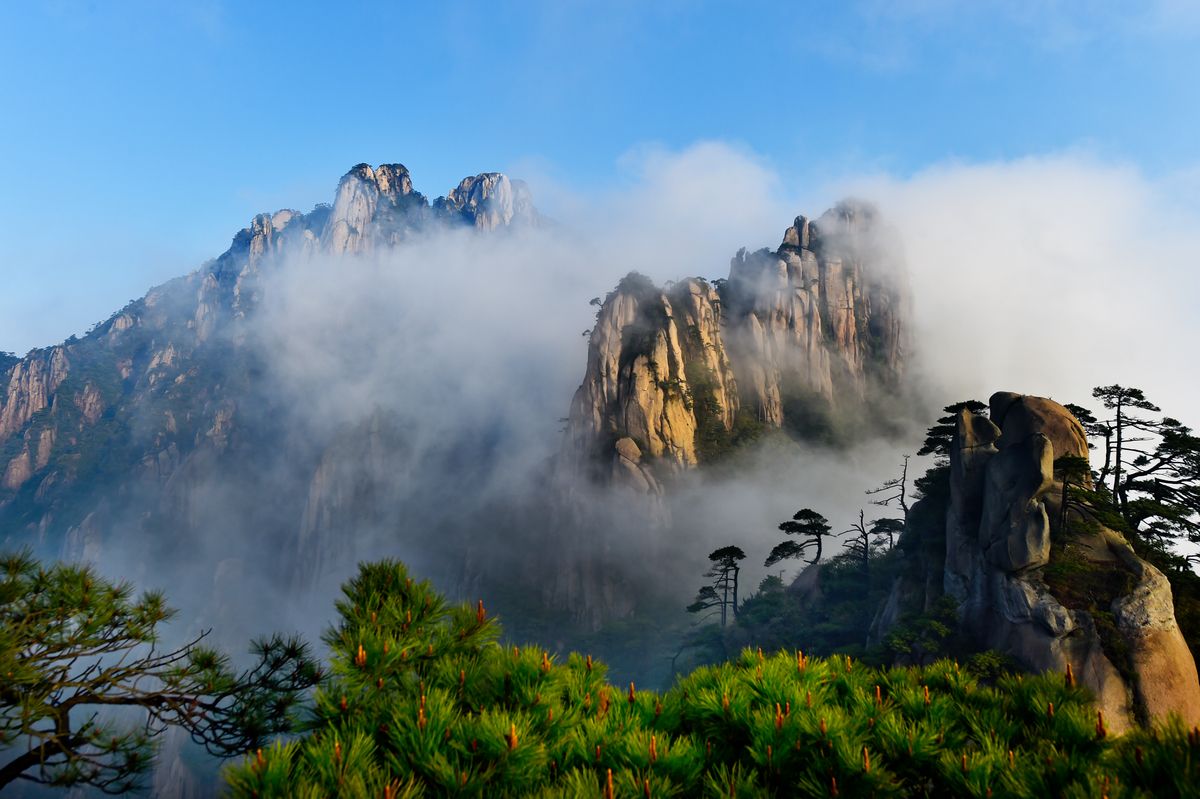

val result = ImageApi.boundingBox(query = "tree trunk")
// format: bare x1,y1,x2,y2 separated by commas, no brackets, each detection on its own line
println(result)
1114,398,1125,517
731,566,740,618
1060,478,1070,536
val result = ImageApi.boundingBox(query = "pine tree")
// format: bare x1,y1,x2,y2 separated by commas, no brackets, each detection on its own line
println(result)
0,551,318,793
917,401,988,462
765,509,834,570
224,559,1200,798
688,546,747,626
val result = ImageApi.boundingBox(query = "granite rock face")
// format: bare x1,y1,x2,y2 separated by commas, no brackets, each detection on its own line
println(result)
549,204,909,628
880,392,1200,732
724,204,907,422
323,163,421,254
563,202,910,494
979,433,1053,573
435,173,538,230
563,276,736,491
0,162,534,564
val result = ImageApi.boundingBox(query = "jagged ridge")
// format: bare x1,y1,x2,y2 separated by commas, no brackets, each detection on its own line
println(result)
562,202,910,495
0,163,536,554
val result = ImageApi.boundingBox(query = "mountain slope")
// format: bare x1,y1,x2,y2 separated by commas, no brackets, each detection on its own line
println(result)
0,164,535,581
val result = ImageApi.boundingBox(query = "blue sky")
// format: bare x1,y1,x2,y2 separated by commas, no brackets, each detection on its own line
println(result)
2,1,1198,354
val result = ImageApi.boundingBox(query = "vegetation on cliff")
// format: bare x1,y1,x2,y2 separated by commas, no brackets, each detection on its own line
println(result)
681,385,1200,699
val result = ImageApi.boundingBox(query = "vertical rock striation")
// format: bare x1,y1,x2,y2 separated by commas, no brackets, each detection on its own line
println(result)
563,276,735,495
723,204,907,424
435,173,538,230
562,201,909,494
550,203,909,627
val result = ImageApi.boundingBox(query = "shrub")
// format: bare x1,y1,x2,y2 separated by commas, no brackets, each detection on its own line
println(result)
226,560,1200,798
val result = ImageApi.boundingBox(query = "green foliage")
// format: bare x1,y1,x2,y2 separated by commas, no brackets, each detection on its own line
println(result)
615,272,659,298
1042,544,1136,618
1080,385,1200,548
963,651,1020,683
882,597,964,666
779,383,842,446
227,560,1200,797
1062,388,1200,666
0,550,319,793
676,318,764,464
684,544,905,677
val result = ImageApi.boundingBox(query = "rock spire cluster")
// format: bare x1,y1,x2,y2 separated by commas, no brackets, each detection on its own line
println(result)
562,202,909,496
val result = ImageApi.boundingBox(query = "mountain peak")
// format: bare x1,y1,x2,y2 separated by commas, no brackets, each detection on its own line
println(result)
340,163,414,201
435,172,537,230
324,163,423,253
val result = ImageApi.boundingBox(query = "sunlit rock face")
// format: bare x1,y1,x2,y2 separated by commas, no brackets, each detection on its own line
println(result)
548,204,911,627
563,276,735,491
724,204,907,423
562,201,910,495
435,172,538,230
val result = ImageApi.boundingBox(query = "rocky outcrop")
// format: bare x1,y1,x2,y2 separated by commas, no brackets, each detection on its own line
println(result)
435,173,538,230
881,391,1200,732
563,202,909,492
323,163,424,254
563,276,735,493
550,204,909,628
724,204,907,422
2,448,32,491
0,346,69,443
0,162,536,557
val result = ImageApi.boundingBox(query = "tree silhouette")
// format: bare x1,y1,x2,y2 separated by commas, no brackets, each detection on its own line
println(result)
867,455,912,522
869,517,905,551
918,401,988,462
687,546,746,627
1124,416,1200,545
1064,387,1200,550
1092,385,1161,516
765,509,833,571
1063,403,1104,445
841,510,872,576
1053,454,1093,537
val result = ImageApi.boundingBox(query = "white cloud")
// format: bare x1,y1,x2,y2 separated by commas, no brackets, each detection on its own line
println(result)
836,152,1200,425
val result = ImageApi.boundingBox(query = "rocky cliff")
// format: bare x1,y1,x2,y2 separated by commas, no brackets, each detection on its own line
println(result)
0,162,533,572
0,162,548,794
562,202,909,496
877,392,1200,732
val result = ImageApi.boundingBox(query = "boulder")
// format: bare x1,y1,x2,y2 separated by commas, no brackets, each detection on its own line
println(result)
907,393,1200,731
990,392,1090,461
1112,557,1200,724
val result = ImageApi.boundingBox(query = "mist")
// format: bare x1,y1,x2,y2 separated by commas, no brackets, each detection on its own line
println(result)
840,154,1200,424
11,142,1200,797
75,144,1200,654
